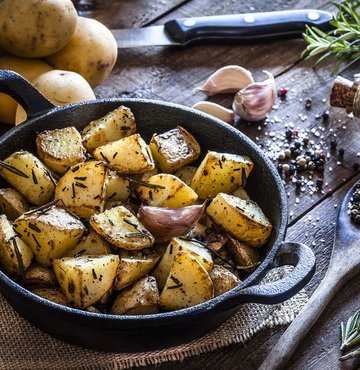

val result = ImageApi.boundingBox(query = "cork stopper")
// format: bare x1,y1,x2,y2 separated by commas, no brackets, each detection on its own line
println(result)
330,76,358,113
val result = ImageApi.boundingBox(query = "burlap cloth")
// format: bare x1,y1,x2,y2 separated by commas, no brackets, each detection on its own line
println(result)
0,266,308,370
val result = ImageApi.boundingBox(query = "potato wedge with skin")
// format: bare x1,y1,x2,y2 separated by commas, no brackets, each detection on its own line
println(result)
14,206,86,266
106,171,130,202
226,236,259,268
53,254,119,309
36,127,86,175
0,215,33,276
136,174,198,208
0,151,56,206
111,276,159,315
159,251,214,310
90,206,154,250
0,188,29,220
65,230,111,258
82,106,136,152
149,126,201,173
93,134,155,175
114,249,162,290
31,288,69,306
190,151,253,199
24,265,57,287
55,160,108,219
209,265,240,297
206,193,272,247
174,166,197,187
153,237,213,290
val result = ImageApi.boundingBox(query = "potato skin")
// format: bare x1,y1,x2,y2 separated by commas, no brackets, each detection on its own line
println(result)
209,265,240,297
0,57,52,124
0,0,77,58
0,188,29,221
46,17,117,87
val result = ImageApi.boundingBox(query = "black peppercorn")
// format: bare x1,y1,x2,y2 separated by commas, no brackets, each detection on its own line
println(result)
277,164,283,174
294,141,302,149
293,149,301,158
285,129,293,139
316,179,324,188
353,163,360,171
330,140,337,149
338,148,345,156
317,165,324,173
305,98,312,110
296,180,302,188
322,110,329,121
289,165,296,175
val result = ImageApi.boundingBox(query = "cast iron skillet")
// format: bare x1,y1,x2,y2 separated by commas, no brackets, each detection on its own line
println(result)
0,70,315,352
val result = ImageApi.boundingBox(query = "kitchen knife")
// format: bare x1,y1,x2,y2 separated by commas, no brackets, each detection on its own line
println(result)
112,9,333,49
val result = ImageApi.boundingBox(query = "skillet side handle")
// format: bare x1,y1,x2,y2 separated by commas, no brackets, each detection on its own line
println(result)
211,242,315,312
0,70,55,121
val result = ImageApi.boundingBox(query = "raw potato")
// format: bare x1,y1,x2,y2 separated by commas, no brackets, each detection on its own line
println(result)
209,265,240,297
149,126,201,173
14,206,86,266
190,151,253,199
24,265,57,287
16,70,96,124
153,237,213,290
93,134,155,175
46,17,118,87
114,249,161,290
0,215,33,276
0,0,77,57
159,251,214,310
0,151,56,206
82,106,136,152
90,206,155,250
174,166,197,186
55,160,108,219
106,171,130,202
207,193,272,247
53,254,119,309
65,230,111,258
226,236,259,267
111,276,159,315
31,288,69,306
0,188,29,220
36,127,86,175
136,174,198,208
0,57,52,124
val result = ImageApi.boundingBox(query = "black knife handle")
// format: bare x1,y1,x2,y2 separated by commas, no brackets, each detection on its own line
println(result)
164,9,333,44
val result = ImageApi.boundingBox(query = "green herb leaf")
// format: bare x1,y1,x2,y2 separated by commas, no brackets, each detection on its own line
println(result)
340,309,360,351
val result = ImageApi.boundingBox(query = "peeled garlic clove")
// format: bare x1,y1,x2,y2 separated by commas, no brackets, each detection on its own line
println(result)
232,71,276,122
194,65,254,96
192,101,234,124
138,203,206,243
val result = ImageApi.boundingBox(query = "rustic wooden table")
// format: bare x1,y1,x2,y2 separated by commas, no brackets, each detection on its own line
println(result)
3,0,360,369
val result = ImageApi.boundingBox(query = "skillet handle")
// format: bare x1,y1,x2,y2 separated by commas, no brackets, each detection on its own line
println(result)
0,70,55,121
211,242,315,312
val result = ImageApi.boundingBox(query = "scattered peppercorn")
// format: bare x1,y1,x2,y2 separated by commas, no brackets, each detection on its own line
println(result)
330,140,337,149
278,88,288,97
322,110,329,121
338,148,345,156
294,141,302,149
305,98,312,110
353,163,360,171
285,129,293,139
296,180,302,189
316,179,324,188
303,137,309,146
277,164,283,174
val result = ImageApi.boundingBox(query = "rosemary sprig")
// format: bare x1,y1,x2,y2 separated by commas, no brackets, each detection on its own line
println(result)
340,347,360,361
123,176,165,190
340,310,360,350
302,0,360,68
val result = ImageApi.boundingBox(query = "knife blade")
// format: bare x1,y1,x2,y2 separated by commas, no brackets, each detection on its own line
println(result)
111,9,333,49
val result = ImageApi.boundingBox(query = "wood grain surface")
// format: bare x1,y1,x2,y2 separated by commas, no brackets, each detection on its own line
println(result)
1,0,360,369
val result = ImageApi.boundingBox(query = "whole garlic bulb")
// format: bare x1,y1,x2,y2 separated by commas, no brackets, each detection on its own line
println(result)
232,71,276,122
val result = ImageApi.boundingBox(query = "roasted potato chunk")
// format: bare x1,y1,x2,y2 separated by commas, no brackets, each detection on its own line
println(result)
174,165,197,186
82,106,136,152
153,237,213,290
0,188,29,220
106,171,130,202
93,134,155,175
14,206,86,266
31,288,69,306
136,174,198,208
90,205,154,250
232,187,250,200
226,236,259,268
24,265,57,287
209,265,240,297
55,160,108,219
159,251,214,310
65,230,111,257
0,215,33,275
53,254,119,309
114,249,161,290
110,276,159,315
36,126,86,175
207,193,272,247
190,151,253,199
0,150,56,205
149,126,200,173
